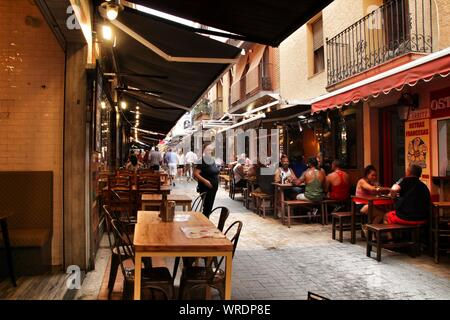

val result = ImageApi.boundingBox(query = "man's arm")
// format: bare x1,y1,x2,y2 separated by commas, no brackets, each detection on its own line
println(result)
274,168,281,183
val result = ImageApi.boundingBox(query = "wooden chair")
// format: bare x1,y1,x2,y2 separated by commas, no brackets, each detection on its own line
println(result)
107,176,134,223
178,221,243,300
110,219,174,300
136,174,161,210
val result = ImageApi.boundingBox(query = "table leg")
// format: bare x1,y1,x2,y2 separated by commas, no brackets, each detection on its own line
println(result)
280,189,285,223
134,253,142,300
224,252,233,300
188,203,192,211
368,200,373,224
274,187,279,218
0,218,16,287
351,201,356,244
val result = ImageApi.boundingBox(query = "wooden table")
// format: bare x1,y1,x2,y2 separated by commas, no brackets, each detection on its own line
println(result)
0,211,16,286
133,211,234,300
350,195,394,244
141,194,192,211
272,182,298,219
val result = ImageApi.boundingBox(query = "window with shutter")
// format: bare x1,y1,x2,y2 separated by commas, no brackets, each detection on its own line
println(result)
312,17,324,74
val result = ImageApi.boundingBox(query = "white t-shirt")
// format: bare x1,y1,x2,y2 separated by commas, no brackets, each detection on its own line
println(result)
185,151,198,164
279,168,294,183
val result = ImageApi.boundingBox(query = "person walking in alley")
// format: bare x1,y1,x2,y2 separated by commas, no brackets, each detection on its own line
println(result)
185,149,198,182
165,148,178,186
194,143,219,218
149,147,163,171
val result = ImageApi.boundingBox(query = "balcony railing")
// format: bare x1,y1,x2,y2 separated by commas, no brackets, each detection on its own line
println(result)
326,0,434,86
209,99,224,119
231,63,274,106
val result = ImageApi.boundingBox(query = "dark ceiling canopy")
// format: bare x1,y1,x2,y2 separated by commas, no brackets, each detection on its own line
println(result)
111,7,241,134
128,0,334,47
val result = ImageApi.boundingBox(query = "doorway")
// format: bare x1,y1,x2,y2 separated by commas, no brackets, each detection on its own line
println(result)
379,107,405,186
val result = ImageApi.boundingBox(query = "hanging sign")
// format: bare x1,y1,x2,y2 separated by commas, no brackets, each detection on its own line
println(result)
430,87,450,119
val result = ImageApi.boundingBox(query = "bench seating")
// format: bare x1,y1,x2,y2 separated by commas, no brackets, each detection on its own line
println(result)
283,200,326,228
0,171,53,276
366,224,421,262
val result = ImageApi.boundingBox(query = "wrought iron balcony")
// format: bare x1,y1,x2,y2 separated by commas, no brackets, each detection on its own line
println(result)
326,0,434,86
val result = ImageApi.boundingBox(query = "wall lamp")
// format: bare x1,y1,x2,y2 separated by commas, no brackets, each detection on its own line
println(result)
99,0,124,21
397,93,419,121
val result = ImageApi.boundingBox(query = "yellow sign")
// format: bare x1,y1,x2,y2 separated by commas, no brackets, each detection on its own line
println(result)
405,119,431,188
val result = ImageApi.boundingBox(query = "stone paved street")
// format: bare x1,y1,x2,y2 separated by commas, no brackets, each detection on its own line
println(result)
77,178,450,300
175,179,450,300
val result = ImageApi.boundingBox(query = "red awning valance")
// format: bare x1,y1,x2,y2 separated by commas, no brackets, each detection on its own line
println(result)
311,48,450,113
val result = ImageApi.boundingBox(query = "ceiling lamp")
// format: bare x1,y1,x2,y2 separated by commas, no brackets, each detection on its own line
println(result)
99,0,124,21
120,101,127,109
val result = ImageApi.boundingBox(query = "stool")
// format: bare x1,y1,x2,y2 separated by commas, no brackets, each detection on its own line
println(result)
331,212,352,242
252,192,274,218
366,224,421,262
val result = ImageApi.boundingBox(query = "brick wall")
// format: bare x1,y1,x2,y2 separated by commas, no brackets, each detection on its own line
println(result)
0,0,64,266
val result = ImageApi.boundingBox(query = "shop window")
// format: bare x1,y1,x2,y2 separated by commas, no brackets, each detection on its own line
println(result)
438,119,450,176
333,112,358,169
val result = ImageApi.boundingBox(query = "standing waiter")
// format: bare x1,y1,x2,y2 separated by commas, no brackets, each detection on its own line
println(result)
194,143,219,217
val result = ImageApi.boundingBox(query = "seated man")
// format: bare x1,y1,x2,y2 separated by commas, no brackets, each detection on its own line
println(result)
326,159,350,202
274,154,302,200
384,164,430,225
293,157,326,202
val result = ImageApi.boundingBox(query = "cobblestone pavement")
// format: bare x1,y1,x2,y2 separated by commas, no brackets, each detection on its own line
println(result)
175,178,450,300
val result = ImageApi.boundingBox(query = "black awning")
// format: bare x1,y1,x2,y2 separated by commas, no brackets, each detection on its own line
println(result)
129,0,334,47
111,7,241,133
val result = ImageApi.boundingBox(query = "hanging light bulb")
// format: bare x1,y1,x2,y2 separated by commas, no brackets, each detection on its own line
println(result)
106,3,119,20
99,1,123,21
120,101,127,109
102,25,112,41
101,101,106,109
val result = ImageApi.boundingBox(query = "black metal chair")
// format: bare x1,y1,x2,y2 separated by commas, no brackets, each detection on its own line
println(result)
172,206,230,282
110,219,174,300
307,291,330,300
178,220,243,300
192,192,207,212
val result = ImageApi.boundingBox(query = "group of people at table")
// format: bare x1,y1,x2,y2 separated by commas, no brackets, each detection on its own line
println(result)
231,153,430,228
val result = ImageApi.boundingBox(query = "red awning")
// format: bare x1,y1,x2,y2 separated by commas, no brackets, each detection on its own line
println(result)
311,48,450,113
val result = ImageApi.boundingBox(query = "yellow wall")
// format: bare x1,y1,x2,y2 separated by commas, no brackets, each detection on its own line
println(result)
279,0,366,101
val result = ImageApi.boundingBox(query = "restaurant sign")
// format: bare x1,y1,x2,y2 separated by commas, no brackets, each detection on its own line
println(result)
405,118,431,188
430,87,450,119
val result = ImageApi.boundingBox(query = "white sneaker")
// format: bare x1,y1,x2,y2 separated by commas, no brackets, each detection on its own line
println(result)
311,208,319,216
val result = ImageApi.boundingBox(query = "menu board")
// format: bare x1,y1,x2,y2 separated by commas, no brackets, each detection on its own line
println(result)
405,118,431,188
